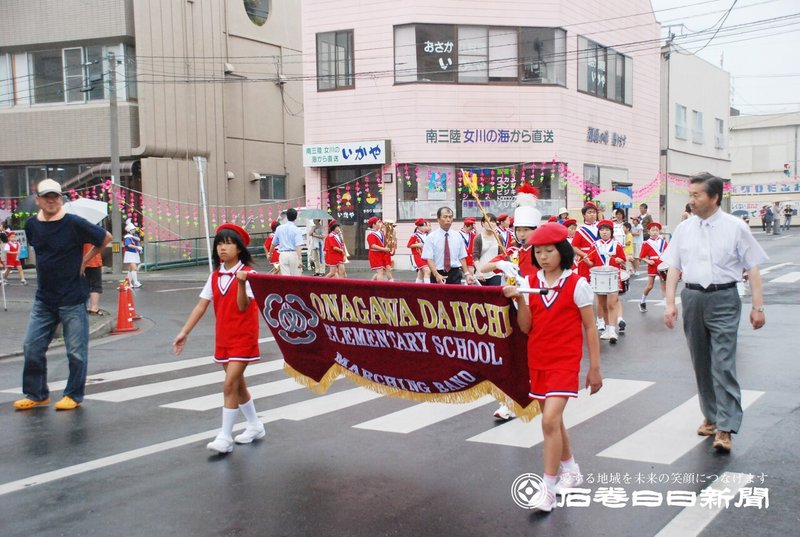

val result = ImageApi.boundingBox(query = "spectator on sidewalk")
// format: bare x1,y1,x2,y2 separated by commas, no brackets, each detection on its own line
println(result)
13,179,111,412
783,204,793,231
2,231,28,285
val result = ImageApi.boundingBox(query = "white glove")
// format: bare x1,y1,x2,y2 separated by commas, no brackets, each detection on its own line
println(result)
495,260,520,281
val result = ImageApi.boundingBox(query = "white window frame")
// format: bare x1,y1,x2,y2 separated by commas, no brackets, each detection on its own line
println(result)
259,174,287,201
692,110,704,144
675,104,688,140
714,118,725,149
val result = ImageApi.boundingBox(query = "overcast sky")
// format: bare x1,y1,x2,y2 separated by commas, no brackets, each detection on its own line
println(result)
650,0,799,116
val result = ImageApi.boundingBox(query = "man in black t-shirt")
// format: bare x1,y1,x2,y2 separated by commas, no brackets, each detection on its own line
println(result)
13,179,111,411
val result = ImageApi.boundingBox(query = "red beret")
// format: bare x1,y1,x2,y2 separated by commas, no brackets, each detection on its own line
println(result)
216,223,250,247
648,222,662,230
597,219,614,230
547,215,558,222
269,219,279,232
413,218,424,227
563,218,577,227
464,217,476,225
530,223,568,246
509,217,514,226
497,214,509,222
367,216,379,226
584,201,598,210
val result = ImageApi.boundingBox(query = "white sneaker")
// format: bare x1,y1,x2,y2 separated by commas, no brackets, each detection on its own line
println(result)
132,283,142,288
600,329,613,340
554,468,584,495
206,435,234,453
535,490,557,512
493,405,515,420
607,326,618,344
234,423,266,444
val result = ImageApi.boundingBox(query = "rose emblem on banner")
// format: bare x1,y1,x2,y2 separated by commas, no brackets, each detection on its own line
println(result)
262,294,319,345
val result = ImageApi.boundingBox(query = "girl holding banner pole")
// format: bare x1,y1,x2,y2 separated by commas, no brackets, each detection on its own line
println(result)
173,223,265,454
503,223,602,512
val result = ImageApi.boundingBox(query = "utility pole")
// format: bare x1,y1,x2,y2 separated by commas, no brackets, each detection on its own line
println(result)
108,52,122,276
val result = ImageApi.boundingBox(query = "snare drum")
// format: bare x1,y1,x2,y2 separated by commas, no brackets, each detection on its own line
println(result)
619,270,630,295
657,262,669,282
590,266,620,295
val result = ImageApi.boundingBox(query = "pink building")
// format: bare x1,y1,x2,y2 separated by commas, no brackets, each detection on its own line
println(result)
302,0,660,266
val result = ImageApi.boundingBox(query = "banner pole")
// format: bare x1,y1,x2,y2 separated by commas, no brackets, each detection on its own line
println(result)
194,156,213,274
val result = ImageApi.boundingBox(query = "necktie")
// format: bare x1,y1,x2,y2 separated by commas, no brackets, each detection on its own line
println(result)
696,221,713,288
443,232,451,270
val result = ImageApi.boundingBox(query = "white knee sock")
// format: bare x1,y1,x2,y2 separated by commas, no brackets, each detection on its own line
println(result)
131,271,139,285
238,399,260,427
220,407,238,440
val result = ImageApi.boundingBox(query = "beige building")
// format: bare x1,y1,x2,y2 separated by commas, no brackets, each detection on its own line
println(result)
659,43,731,230
0,0,303,254
729,111,800,226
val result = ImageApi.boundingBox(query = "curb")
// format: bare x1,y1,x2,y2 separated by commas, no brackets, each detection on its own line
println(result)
0,313,114,361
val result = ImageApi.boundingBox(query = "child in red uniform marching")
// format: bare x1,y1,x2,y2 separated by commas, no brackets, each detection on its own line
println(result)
459,217,477,278
638,222,667,312
262,220,280,273
407,217,431,283
324,221,346,278
173,223,265,454
496,213,514,250
503,223,602,512
366,216,390,281
587,220,627,343
2,231,27,285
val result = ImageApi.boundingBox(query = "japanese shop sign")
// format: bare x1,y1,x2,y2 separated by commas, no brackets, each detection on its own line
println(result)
425,129,555,144
731,182,800,195
303,140,391,167
587,126,627,147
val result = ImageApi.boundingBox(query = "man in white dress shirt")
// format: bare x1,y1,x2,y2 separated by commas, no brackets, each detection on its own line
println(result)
422,207,475,285
661,173,767,454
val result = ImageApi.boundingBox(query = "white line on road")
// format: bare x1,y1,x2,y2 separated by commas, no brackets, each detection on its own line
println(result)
0,387,381,497
759,262,792,275
654,472,755,537
1,337,276,394
467,379,653,448
353,396,495,433
86,360,285,402
155,286,205,293
768,271,800,283
598,390,764,465
161,377,305,411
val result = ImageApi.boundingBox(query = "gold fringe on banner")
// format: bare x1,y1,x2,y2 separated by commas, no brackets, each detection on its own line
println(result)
282,362,542,422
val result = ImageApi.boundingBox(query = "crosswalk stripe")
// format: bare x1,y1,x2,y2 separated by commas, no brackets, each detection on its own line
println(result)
85,360,285,402
161,377,305,411
0,337,276,394
353,396,495,434
759,261,792,275
654,472,755,537
768,271,800,283
0,387,380,497
467,379,653,448
597,390,764,465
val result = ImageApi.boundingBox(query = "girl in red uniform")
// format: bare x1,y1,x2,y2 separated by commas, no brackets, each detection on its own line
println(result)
366,217,390,281
173,223,265,454
324,221,346,278
407,218,431,283
637,222,667,312
2,231,27,285
587,220,627,343
504,223,602,512
262,220,280,273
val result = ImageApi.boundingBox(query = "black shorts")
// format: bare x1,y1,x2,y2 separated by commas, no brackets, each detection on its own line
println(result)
84,267,103,294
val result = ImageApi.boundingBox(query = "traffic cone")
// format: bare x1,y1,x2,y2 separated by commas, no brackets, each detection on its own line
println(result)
112,280,138,334
125,278,142,320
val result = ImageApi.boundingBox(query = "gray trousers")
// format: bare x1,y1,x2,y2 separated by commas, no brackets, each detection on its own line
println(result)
681,287,743,433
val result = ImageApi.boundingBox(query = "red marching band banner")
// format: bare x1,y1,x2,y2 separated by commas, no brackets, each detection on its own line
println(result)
248,274,540,420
